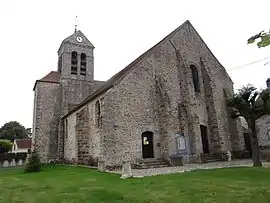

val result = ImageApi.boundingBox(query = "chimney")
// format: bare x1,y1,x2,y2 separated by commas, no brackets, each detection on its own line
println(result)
267,78,270,89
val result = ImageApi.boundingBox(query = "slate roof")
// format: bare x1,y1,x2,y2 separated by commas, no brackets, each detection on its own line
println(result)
15,139,32,149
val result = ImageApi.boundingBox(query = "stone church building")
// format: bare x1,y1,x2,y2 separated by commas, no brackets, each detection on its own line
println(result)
32,20,245,168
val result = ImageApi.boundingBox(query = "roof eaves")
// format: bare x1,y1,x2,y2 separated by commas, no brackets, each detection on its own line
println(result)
33,80,60,91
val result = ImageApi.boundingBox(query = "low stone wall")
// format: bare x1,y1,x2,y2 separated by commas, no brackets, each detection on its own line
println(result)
0,159,26,168
261,150,270,162
0,152,28,168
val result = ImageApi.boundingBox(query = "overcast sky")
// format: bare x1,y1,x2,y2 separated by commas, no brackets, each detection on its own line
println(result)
0,0,270,128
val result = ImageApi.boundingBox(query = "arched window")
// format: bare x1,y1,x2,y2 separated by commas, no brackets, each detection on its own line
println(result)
190,65,200,93
95,100,101,128
71,51,78,75
80,53,87,76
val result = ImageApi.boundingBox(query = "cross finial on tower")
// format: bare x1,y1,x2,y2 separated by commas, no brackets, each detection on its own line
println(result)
75,16,78,33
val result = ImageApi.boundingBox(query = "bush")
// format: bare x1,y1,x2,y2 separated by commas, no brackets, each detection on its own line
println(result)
25,150,41,173
0,139,12,153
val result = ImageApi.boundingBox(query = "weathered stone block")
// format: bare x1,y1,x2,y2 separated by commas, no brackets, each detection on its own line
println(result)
98,160,105,172
121,161,132,179
169,155,183,166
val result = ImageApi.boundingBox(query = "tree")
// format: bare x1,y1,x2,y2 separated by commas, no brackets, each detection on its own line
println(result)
227,85,270,166
0,121,28,141
0,139,13,153
247,30,270,48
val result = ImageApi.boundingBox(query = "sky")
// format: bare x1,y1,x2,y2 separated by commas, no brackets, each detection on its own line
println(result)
0,0,270,128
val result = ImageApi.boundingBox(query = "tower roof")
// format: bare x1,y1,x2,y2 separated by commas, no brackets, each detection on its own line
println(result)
40,71,60,83
58,30,94,54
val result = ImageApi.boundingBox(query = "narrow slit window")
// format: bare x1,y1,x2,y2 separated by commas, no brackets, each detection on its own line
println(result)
190,65,200,93
65,119,68,138
80,53,86,76
71,51,78,75
58,55,62,73
95,100,101,128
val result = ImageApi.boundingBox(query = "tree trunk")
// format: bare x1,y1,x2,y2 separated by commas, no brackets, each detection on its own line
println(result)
250,125,262,167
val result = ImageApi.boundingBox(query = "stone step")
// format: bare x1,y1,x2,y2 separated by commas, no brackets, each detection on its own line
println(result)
136,164,169,169
201,153,224,163
139,162,168,167
135,159,170,169
205,159,222,163
139,158,164,163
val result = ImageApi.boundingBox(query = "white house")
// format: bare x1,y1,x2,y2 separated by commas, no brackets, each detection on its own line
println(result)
12,139,32,153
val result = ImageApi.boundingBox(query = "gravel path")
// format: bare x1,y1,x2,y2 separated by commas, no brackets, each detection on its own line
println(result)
131,160,270,177
107,159,270,178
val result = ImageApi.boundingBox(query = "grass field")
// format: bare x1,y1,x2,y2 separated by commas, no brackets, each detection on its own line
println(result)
0,166,270,203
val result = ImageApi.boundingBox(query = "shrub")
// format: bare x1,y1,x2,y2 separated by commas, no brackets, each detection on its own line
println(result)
25,150,41,173
0,139,12,153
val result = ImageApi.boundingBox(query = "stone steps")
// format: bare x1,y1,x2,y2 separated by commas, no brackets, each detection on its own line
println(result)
201,153,224,163
134,159,170,169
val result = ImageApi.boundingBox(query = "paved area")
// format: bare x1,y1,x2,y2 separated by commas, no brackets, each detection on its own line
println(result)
109,159,270,178
132,160,260,177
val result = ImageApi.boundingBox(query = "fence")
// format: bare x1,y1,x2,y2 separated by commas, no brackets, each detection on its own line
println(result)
0,152,28,168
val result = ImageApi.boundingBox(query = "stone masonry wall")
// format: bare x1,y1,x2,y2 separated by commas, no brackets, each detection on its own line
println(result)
64,94,105,165
64,113,77,161
58,79,104,159
76,106,90,165
32,82,60,162
256,115,270,147
99,21,241,166
64,21,243,167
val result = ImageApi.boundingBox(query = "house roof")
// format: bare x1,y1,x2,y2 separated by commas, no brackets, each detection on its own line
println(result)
62,20,233,119
15,139,32,149
33,71,60,90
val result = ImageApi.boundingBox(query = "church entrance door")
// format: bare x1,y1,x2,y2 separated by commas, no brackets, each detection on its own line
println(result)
142,131,154,158
200,125,209,154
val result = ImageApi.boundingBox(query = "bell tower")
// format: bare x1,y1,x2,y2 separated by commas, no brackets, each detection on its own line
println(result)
57,30,94,81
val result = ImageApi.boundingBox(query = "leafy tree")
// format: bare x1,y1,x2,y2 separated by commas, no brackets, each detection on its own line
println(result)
0,121,28,141
227,85,270,166
247,30,270,48
0,139,13,153
25,150,41,173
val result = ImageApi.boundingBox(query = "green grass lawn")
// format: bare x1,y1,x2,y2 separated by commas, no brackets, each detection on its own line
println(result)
0,166,270,203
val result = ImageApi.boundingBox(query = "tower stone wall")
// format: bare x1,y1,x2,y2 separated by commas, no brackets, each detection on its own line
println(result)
32,30,105,162
32,81,61,162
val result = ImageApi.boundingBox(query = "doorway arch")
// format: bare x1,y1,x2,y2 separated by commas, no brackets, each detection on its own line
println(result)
141,131,154,158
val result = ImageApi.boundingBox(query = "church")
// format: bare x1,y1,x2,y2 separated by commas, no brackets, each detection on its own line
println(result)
32,20,245,168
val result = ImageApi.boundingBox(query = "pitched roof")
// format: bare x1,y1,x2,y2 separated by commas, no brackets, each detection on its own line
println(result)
63,20,232,118
58,30,94,54
33,71,60,90
15,139,32,149
40,71,60,83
